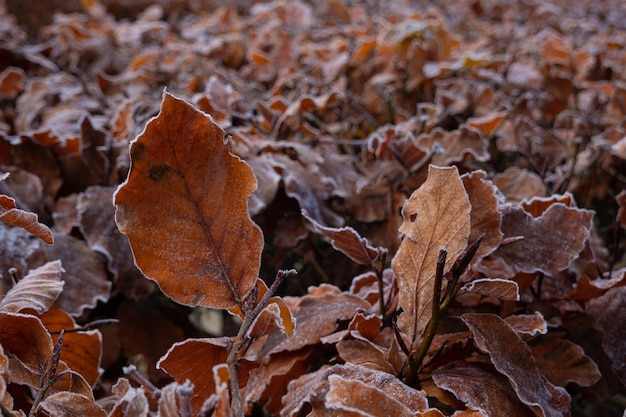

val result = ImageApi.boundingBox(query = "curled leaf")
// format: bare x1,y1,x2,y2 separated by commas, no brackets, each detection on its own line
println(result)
0,194,53,244
0,260,64,314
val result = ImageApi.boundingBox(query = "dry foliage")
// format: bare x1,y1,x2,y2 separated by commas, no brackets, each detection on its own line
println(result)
0,0,625,416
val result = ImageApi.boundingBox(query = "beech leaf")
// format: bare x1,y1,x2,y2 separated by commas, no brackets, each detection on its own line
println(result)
302,209,383,266
462,313,570,417
0,259,64,314
114,91,263,310
0,194,53,244
391,165,470,345
530,338,601,387
39,392,107,417
457,278,519,301
433,361,536,417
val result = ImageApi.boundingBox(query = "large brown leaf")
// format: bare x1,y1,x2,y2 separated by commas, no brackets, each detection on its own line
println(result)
114,91,263,310
391,165,470,346
462,313,570,417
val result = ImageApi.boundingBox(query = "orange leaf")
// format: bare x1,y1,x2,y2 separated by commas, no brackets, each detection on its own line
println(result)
114,91,263,310
391,165,470,346
302,209,383,266
0,194,53,244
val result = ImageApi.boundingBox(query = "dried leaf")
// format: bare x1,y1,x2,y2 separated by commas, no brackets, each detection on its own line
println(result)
114,91,263,309
302,209,383,266
109,378,150,417
462,313,570,417
0,194,53,244
586,286,626,385
39,392,107,417
567,269,626,301
0,260,64,314
157,337,254,414
40,306,103,386
433,361,536,417
0,311,53,388
478,204,593,279
282,363,427,417
392,165,471,345
530,338,600,387
325,374,418,416
457,278,519,301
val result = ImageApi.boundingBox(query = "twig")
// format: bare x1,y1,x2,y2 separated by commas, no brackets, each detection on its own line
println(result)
228,269,297,417
49,318,119,335
29,331,64,417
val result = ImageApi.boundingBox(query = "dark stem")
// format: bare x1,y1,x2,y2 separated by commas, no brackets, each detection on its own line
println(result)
228,269,296,417
29,331,64,417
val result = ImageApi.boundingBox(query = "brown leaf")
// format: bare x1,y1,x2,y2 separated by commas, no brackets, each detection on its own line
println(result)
462,313,570,417
433,361,536,417
302,209,383,266
0,194,53,244
0,311,53,388
417,127,489,166
0,67,26,99
392,165,471,346
157,337,254,415
114,91,263,309
477,204,593,279
282,363,427,417
460,171,502,261
250,285,371,359
505,312,548,337
40,307,103,386
567,268,626,301
325,374,418,416
530,338,600,387
0,260,64,314
457,278,519,301
78,186,152,301
109,378,150,417
493,168,546,203
586,286,626,385
39,392,107,417
44,233,111,316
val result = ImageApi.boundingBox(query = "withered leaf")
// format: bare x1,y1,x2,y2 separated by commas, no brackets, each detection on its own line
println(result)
0,259,64,314
0,194,53,244
157,337,254,415
39,392,107,417
282,363,427,417
457,278,519,301
40,306,103,387
109,378,150,417
302,209,383,266
392,165,471,346
585,286,626,385
478,204,593,279
325,374,418,416
114,91,263,310
0,311,53,388
530,338,600,387
433,361,536,417
462,313,570,417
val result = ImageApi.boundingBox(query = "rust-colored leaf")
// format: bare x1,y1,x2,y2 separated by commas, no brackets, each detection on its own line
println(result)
114,91,263,310
0,194,53,244
40,306,103,386
157,337,254,415
39,392,107,417
0,311,53,388
302,209,383,266
0,260,64,314
462,313,570,417
392,165,471,346
433,361,536,417
567,269,626,302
